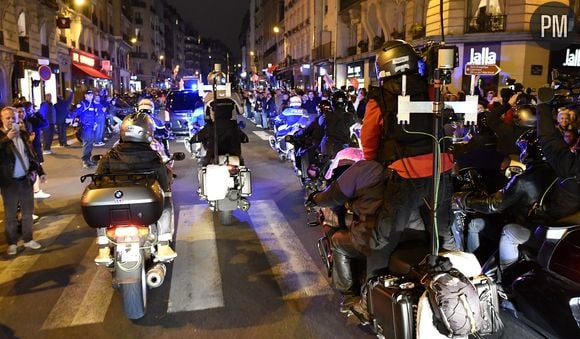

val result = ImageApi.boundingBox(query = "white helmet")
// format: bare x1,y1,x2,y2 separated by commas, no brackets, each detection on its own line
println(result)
289,96,302,107
137,98,155,113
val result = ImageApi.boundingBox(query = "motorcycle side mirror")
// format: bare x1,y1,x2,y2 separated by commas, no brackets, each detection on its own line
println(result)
238,120,246,129
171,152,186,161
91,154,103,163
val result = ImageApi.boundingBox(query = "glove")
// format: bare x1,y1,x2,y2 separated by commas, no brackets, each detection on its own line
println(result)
452,191,472,211
304,191,319,209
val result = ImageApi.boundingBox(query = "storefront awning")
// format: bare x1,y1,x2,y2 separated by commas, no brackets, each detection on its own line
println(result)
73,63,111,80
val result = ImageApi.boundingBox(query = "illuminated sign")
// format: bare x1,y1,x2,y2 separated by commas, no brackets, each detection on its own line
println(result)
347,61,364,78
563,48,580,67
72,51,96,67
468,47,497,65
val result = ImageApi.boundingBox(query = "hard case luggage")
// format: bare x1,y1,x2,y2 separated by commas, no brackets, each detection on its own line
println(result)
367,275,422,339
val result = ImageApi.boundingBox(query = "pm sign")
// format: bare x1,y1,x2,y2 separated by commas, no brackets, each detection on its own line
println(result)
530,2,577,50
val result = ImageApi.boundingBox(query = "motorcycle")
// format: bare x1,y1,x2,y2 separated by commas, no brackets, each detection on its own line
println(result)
79,152,186,319
198,154,252,225
183,122,207,159
269,113,311,161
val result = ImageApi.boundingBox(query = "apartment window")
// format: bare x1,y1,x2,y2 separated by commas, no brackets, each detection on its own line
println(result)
17,12,26,36
466,0,506,33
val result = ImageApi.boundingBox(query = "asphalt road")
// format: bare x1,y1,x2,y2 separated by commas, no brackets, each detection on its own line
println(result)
0,124,372,339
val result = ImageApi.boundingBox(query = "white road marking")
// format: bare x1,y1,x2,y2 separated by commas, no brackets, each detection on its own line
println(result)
42,241,113,329
248,200,333,300
168,204,224,312
253,130,272,141
0,215,75,288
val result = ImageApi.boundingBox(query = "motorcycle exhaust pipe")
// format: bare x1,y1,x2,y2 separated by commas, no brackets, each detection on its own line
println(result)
146,263,167,288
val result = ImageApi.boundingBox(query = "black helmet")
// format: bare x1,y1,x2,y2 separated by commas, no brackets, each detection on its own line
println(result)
516,129,545,165
331,91,348,110
120,112,155,143
317,99,332,114
513,104,537,128
375,40,420,80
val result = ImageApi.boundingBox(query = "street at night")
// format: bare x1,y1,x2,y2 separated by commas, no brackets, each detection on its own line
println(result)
1,0,580,338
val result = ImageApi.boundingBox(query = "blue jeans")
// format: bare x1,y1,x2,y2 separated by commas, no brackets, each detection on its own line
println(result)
81,125,95,163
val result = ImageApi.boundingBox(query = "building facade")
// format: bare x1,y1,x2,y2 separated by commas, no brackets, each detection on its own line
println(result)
245,0,580,94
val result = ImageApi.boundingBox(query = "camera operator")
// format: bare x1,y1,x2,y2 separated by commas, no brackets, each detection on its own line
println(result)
360,40,457,282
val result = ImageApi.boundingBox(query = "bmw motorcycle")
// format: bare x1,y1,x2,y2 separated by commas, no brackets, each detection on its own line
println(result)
80,152,185,319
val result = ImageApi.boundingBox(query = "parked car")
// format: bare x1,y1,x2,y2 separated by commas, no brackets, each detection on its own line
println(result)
165,90,204,136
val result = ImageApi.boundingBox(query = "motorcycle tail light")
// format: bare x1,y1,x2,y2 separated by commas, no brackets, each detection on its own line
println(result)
107,225,148,238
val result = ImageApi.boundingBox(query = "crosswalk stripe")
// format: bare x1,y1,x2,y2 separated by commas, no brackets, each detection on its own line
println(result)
247,200,333,300
0,215,75,289
253,130,272,141
41,231,113,329
168,204,224,313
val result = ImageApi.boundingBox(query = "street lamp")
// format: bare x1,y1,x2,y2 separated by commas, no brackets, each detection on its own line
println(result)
130,37,137,44
273,26,283,63
74,0,85,6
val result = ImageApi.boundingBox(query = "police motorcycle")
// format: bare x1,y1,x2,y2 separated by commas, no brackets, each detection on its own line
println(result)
197,65,252,225
311,42,504,339
79,117,186,319
268,96,311,161
183,107,207,159
136,98,174,157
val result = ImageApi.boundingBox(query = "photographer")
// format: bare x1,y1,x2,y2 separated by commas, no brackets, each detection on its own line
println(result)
486,88,532,160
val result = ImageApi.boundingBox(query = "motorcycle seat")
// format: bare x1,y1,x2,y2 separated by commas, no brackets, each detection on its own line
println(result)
387,229,430,276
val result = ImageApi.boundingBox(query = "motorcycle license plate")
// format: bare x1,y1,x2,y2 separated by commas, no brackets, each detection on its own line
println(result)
118,243,140,263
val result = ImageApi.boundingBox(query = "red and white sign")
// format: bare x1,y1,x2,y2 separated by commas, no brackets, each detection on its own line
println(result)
72,50,96,67
464,63,501,76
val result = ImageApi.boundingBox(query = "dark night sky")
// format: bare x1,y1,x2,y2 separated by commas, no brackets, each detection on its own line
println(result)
166,0,249,60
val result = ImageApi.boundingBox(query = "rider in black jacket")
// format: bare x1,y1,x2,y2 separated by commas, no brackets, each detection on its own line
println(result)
94,112,176,264
453,130,557,269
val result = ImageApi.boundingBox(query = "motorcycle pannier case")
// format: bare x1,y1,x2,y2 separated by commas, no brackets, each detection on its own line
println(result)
470,275,504,336
367,276,420,339
81,176,164,228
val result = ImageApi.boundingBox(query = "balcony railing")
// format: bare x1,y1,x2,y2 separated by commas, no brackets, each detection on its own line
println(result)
41,44,49,57
311,42,332,60
19,36,29,52
465,15,506,33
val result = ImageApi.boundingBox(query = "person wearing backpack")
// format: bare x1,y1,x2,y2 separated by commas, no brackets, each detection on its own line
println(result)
360,40,458,284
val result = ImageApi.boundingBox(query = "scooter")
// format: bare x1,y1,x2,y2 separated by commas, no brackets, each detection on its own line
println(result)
79,152,186,319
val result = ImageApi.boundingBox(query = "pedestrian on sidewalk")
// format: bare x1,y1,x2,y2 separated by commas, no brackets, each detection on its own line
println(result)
0,106,46,256
55,88,74,147
40,93,56,155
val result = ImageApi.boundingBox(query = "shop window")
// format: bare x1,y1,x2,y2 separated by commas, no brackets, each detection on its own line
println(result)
466,0,506,33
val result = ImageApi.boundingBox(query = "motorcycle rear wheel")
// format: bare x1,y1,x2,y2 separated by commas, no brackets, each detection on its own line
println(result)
219,210,233,225
119,260,147,319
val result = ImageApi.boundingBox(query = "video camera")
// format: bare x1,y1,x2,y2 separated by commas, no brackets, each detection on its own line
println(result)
419,41,459,83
